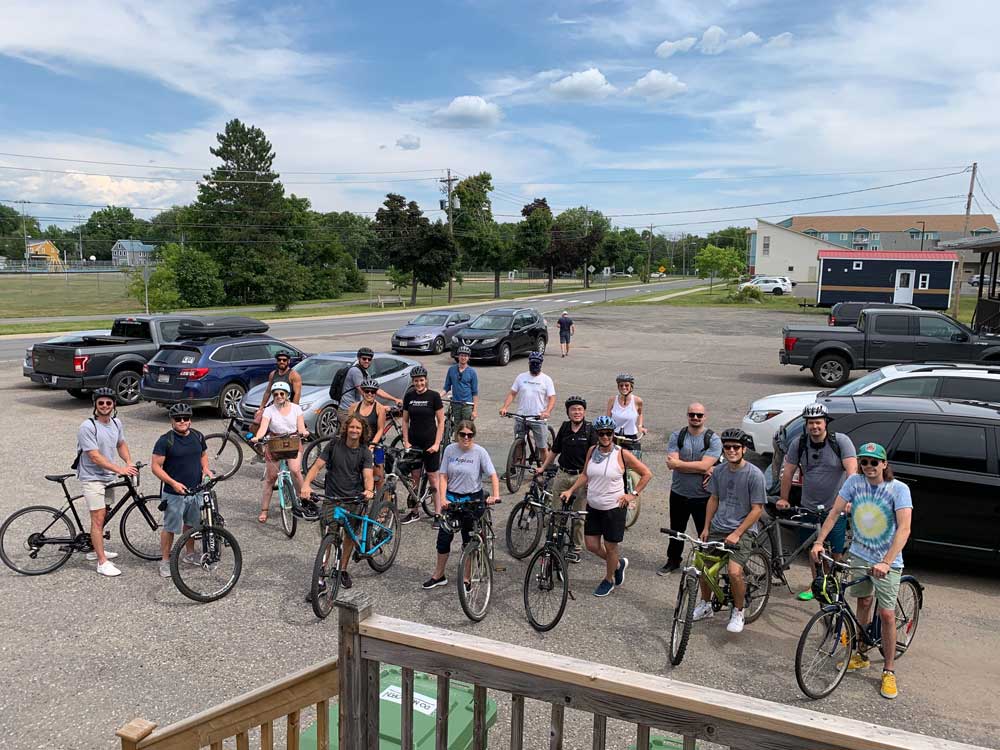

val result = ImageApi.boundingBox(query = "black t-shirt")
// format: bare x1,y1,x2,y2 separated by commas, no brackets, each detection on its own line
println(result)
403,388,443,447
321,438,374,498
552,420,596,472
152,429,207,490
557,317,574,333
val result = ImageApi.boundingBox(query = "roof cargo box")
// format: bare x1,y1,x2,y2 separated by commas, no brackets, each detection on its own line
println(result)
176,316,269,340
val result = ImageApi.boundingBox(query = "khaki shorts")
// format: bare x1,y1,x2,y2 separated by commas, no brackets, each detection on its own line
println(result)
81,480,116,511
847,554,902,612
707,530,754,568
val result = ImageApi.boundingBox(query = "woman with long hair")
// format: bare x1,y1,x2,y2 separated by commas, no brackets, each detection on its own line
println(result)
253,381,308,523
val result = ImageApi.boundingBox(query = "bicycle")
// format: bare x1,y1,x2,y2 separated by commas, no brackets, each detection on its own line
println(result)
753,502,839,591
442,398,474,444
168,476,242,603
794,552,923,700
302,405,404,490
660,529,772,666
308,493,400,619
523,495,588,632
504,467,558,559
374,442,435,518
201,415,268,480
613,434,643,529
437,494,502,622
257,433,307,538
502,413,556,493
0,462,162,575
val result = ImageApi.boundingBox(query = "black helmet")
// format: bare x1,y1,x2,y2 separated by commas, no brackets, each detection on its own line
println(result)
810,573,840,605
720,427,749,446
615,372,635,384
275,350,291,360
802,402,830,420
528,351,544,364
357,346,374,359
168,403,193,418
360,378,379,392
410,365,428,379
565,395,587,412
456,345,472,356
92,387,116,403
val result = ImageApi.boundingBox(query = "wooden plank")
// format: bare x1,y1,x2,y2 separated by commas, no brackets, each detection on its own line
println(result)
592,715,606,750
435,675,450,750
366,660,381,750
116,719,157,750
236,732,249,750
682,735,695,750
549,703,564,750
317,700,330,750
401,668,414,750
260,722,274,750
472,685,487,750
636,724,650,750
359,615,986,750
337,592,372,750
287,711,300,750
509,694,524,750
209,742,222,750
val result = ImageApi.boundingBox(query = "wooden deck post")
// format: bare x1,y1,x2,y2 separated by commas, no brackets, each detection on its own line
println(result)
116,719,156,750
337,591,373,750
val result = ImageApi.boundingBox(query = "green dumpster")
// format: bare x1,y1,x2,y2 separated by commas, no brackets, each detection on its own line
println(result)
300,666,497,749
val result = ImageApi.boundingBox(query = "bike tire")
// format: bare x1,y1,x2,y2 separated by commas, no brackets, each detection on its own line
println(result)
458,539,493,622
303,437,332,490
523,547,569,632
742,549,772,624
547,426,556,450
119,497,162,560
879,576,921,660
169,525,242,603
201,433,244,481
669,573,698,666
624,492,641,529
278,474,297,538
366,500,400,573
311,532,343,619
505,439,526,494
795,608,855,700
505,499,543,559
418,473,435,518
0,505,76,575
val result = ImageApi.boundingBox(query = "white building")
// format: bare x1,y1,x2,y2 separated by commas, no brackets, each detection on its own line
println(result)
747,219,848,283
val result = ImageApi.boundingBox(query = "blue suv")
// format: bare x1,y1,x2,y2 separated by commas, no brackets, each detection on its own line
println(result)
140,335,306,416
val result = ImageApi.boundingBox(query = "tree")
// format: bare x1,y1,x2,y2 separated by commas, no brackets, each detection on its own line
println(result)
518,199,554,290
320,211,379,268
83,206,143,260
549,207,609,290
453,172,519,297
374,194,441,305
694,243,745,291
128,243,224,309
129,265,181,311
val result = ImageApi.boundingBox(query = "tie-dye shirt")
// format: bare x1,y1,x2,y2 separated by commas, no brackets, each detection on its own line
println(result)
838,475,913,568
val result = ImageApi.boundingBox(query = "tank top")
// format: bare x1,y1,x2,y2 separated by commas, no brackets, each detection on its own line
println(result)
611,395,639,436
264,402,302,435
271,370,291,391
586,445,625,511
352,401,380,439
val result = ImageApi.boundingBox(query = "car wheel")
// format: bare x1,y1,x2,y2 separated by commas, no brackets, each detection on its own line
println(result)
812,355,849,388
771,288,783,296
432,337,446,355
218,383,246,418
109,369,141,405
496,342,511,366
534,337,546,355
316,405,339,437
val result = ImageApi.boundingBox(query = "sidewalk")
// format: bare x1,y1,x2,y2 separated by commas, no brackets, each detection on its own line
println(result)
639,286,710,302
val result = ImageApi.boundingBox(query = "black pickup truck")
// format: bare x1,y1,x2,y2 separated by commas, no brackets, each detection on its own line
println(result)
30,315,202,404
780,308,1000,387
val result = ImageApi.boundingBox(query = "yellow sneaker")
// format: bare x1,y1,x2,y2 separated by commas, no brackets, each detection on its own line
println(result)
838,653,870,671
881,670,898,700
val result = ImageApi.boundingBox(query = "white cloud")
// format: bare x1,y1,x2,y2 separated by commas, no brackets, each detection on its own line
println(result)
564,0,729,47
395,134,421,150
628,70,688,100
549,68,616,100
433,96,503,128
765,32,793,49
655,37,697,58
699,26,762,55
728,31,762,50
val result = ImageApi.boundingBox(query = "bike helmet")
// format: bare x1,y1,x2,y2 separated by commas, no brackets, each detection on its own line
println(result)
810,573,840,605
564,395,587,412
615,372,635,384
92,387,116,403
528,351,544,364
802,402,830,420
410,365,428,379
359,378,379,392
357,346,374,359
168,403,193,418
275,350,291,360
719,427,749,446
593,415,616,431
456,345,472,356
271,381,292,394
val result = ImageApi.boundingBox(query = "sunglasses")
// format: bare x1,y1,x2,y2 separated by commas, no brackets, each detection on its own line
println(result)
688,412,704,418
596,430,614,437
172,416,191,423
457,431,475,438
359,356,372,362
96,400,115,407
859,458,883,467
722,443,744,451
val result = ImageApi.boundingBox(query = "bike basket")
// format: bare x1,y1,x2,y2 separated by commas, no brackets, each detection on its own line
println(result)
268,435,301,459
395,447,424,473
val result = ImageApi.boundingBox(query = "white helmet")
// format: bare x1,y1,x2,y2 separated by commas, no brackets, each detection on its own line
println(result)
271,381,292,394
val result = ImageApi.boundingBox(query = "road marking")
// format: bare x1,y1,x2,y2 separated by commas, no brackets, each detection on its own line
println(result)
581,300,594,304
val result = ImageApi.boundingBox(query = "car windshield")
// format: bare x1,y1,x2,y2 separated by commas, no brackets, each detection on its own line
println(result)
409,313,449,326
468,315,512,330
830,369,886,396
294,357,348,387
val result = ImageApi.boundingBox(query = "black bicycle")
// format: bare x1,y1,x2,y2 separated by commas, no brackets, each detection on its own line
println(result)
502,413,555,493
753,502,839,590
505,468,558,559
201,416,268,480
374,442,435,518
168,476,242,603
0,462,162,575
438,495,502,622
523,496,587,632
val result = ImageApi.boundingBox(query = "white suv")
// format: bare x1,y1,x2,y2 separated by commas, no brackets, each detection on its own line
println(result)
741,277,793,295
742,362,1000,455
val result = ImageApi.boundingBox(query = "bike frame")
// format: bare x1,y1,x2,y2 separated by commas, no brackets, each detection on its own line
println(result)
690,548,732,605
325,505,393,557
37,472,155,548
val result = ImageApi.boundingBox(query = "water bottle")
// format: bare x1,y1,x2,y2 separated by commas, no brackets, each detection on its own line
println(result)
374,445,385,465
245,432,255,441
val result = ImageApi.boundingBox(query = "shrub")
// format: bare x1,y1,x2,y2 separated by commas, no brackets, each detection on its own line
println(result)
725,285,765,304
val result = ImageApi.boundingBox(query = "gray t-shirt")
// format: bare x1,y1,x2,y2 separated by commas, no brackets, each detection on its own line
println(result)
784,433,857,512
339,364,367,409
707,461,766,534
442,443,496,495
667,428,723,499
76,417,124,483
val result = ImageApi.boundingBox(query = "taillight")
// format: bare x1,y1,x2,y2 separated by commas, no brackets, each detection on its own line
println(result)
783,336,798,351
73,355,90,373
828,316,836,326
179,368,210,380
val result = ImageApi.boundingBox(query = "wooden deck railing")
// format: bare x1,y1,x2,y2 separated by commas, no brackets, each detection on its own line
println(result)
118,591,990,750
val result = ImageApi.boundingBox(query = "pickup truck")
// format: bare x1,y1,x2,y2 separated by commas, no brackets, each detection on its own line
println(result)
30,315,202,404
779,308,1000,387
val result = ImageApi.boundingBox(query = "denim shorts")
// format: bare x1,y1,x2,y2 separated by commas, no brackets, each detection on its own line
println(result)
161,490,201,534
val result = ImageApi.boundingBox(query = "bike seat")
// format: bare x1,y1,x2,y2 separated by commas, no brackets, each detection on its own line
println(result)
45,473,75,483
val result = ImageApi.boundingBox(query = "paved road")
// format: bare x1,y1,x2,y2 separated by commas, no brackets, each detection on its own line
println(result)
0,278,700,361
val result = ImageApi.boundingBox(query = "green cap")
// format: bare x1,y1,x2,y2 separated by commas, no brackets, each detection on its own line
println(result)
857,442,887,461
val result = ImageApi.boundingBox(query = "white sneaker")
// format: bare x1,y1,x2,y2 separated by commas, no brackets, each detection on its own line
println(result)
86,550,118,561
727,609,745,634
96,561,121,577
692,600,714,621
159,561,172,578
181,552,202,567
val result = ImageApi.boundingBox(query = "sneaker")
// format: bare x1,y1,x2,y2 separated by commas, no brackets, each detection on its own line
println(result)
843,653,871,672
656,561,680,577
880,670,898,700
797,589,815,601
402,511,421,525
181,552,202,567
564,549,582,564
96,560,121,577
294,500,319,520
593,579,615,597
340,570,353,590
692,600,714,621
422,575,448,589
305,580,327,603
726,608,745,634
158,561,171,578
614,557,629,586
86,550,118,562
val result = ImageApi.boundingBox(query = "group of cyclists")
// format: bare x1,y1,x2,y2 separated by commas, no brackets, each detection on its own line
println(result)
70,344,914,701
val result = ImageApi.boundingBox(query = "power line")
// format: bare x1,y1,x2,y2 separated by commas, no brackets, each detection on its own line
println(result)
974,172,1000,212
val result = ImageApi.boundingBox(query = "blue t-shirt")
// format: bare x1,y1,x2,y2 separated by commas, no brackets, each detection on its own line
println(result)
443,364,478,404
557,317,574,333
838,474,913,568
153,429,207,491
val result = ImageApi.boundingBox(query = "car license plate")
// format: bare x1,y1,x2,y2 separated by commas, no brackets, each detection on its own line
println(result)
157,374,170,383
46,375,57,385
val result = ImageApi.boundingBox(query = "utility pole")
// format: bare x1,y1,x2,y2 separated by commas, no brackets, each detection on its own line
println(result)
952,162,978,319
646,224,654,282
19,201,28,262
77,215,84,261
440,168,458,303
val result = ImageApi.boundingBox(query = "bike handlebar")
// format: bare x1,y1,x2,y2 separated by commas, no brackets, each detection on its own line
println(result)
443,398,474,405
659,528,729,552
256,432,307,443
503,413,545,423
307,493,367,505
817,551,872,573
186,476,223,494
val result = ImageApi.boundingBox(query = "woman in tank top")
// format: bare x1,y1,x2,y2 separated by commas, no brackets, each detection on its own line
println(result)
252,381,308,523
606,372,646,444
350,379,388,488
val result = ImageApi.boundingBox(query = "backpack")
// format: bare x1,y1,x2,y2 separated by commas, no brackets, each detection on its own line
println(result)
329,362,359,405
71,417,122,470
677,427,714,454
795,431,843,469
164,427,204,453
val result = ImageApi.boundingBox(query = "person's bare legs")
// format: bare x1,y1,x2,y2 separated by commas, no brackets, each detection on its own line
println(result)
89,507,109,564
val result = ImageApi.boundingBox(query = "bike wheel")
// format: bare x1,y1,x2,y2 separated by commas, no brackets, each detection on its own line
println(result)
418,473,435,517
0,505,76,575
624,492,641,529
880,577,921,660
278,474,297,538
669,573,698,666
169,525,242,603
742,550,772,624
505,439,526,493
202,433,243,481
458,539,493,622
795,608,855,700
366,500,400,573
523,547,569,632
311,532,343,619
505,499,543,559
303,437,332,490
547,426,556,450
119,497,162,560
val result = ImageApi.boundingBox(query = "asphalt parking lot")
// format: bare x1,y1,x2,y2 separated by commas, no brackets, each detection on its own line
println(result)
1,305,998,750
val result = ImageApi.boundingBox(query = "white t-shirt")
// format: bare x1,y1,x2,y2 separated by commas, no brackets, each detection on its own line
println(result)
510,372,555,416
264,402,303,435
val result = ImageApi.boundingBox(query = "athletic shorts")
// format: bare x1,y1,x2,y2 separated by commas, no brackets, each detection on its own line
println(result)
799,515,847,554
161,490,202,534
81,480,116,512
514,418,548,453
847,554,902,612
584,504,626,544
408,442,441,473
559,331,571,344
707,530,754,568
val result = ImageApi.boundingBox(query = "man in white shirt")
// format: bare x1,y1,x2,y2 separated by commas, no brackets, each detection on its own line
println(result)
499,351,556,465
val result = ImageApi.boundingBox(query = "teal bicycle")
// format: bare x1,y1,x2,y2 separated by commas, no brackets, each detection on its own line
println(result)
309,493,400,619
258,434,303,538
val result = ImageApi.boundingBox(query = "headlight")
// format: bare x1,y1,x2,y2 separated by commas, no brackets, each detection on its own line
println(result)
748,410,782,423
480,338,498,345
415,334,433,341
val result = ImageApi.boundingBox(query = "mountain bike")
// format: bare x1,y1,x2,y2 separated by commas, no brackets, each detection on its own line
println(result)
168,476,242,603
0,462,162,575
308,493,400,619
613,434,643,529
502,413,555,493
795,552,923,699
201,416,267,480
257,433,307,537
523,496,588,632
505,468,557,559
752,502,838,590
660,529,772,666
374,443,435,518
438,495,502,622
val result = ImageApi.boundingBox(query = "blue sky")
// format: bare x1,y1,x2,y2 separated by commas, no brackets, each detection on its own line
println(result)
1,0,998,234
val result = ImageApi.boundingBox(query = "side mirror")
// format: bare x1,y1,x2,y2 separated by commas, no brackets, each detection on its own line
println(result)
951,332,970,342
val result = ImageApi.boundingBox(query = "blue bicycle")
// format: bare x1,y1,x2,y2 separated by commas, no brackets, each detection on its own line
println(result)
258,433,303,538
309,493,400,619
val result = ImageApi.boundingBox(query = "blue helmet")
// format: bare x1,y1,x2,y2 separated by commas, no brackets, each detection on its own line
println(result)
528,351,544,364
593,415,616,431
